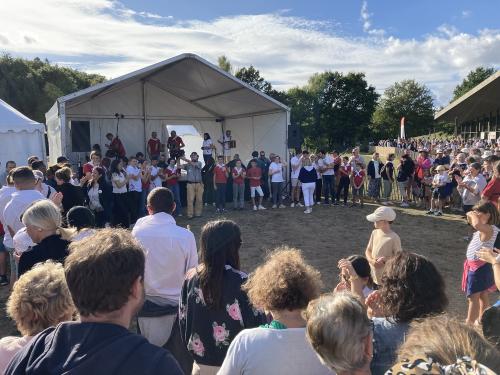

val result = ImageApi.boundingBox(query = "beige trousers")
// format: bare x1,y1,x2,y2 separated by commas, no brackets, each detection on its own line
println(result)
186,182,204,217
192,363,220,375
137,314,176,347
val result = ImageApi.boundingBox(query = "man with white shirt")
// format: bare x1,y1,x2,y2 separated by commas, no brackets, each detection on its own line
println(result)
290,149,304,208
0,171,16,285
132,187,198,347
126,156,142,225
3,167,44,283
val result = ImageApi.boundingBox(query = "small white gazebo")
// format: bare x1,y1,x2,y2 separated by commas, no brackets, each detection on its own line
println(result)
0,98,46,166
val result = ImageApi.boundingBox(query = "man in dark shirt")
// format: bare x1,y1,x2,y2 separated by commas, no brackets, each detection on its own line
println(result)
402,150,415,203
259,151,271,198
6,228,182,375
433,149,451,167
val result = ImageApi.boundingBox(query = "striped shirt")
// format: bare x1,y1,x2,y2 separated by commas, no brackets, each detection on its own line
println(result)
466,226,499,260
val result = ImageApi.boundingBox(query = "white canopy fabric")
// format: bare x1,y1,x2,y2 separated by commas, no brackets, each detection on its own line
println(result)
46,53,290,166
0,99,46,166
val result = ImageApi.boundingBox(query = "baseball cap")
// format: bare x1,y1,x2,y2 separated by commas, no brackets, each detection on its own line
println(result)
366,206,396,222
436,149,443,153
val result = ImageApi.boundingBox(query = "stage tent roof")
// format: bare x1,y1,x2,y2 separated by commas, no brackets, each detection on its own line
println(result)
435,70,500,123
46,53,290,165
0,98,45,166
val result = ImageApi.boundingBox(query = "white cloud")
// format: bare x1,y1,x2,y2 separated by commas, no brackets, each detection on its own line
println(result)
0,0,499,105
360,1,386,37
462,10,471,18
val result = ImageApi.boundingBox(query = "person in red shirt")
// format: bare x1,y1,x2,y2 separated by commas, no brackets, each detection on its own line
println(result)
336,156,352,206
213,156,228,213
162,157,182,216
246,159,266,211
482,161,500,207
167,131,185,159
232,160,246,210
351,162,365,207
105,133,126,158
82,151,102,184
147,132,162,159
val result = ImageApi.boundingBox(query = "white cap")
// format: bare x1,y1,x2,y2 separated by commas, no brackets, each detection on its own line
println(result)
482,150,493,158
461,148,469,153
366,206,397,222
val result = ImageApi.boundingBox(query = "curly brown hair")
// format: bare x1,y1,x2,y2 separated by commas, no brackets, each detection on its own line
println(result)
379,251,448,323
243,247,322,311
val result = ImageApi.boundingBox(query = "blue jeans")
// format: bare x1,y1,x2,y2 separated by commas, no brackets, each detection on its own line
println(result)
233,183,244,208
170,183,182,216
322,175,335,203
139,189,148,218
216,183,227,209
272,182,282,206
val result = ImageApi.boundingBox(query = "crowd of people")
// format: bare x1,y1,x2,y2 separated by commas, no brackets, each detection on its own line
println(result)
0,131,498,374
0,184,497,374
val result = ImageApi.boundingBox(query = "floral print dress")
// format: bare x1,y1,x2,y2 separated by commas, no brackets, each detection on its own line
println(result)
179,265,267,366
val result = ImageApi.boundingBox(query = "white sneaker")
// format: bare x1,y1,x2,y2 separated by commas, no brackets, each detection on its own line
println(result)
290,203,295,208
304,209,311,214
272,204,277,209
297,203,304,207
253,206,258,211
258,205,266,210
316,202,321,205
279,204,286,208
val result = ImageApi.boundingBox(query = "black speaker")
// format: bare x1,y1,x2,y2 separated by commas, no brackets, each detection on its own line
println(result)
287,124,303,149
70,121,91,152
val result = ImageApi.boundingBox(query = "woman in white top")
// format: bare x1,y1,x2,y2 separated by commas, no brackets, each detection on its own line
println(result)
269,155,287,209
110,159,129,228
219,247,332,375
201,133,214,163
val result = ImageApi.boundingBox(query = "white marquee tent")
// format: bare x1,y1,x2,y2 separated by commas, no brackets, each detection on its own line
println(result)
46,53,290,166
0,99,46,166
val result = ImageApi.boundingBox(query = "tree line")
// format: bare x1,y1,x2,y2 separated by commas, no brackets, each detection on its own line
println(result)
0,53,495,150
219,55,496,150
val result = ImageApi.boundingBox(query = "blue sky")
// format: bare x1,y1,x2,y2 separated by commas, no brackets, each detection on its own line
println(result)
0,0,499,105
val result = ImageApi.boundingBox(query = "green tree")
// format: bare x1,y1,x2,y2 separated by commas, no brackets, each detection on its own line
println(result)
217,55,232,74
371,79,434,139
235,66,272,93
0,54,105,122
292,71,378,150
452,67,496,102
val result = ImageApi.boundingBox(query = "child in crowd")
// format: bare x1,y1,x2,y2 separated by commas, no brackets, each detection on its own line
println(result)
428,165,449,216
351,162,365,207
232,160,246,210
246,159,266,211
364,206,402,287
336,156,351,206
334,254,374,303
422,168,433,211
463,201,499,325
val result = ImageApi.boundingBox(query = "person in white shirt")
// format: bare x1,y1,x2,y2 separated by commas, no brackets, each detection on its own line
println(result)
320,150,335,205
0,171,16,286
110,159,129,228
428,165,449,216
126,156,142,225
3,167,44,283
269,155,287,209
218,247,332,375
132,187,197,347
218,130,232,163
456,162,488,214
33,171,56,200
290,150,304,208
201,133,214,163
149,157,162,190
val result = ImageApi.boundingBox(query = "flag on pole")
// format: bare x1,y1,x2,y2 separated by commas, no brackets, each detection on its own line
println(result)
400,117,405,139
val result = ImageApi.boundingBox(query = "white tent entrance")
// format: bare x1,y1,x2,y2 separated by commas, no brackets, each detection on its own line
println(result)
46,54,290,168
0,99,46,167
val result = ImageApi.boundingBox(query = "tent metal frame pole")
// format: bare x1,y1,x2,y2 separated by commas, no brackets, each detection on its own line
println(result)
142,81,147,155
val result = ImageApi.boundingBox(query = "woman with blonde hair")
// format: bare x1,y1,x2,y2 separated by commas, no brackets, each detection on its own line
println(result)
388,315,500,374
305,293,372,375
17,200,70,277
219,247,332,375
298,152,317,214
0,261,75,372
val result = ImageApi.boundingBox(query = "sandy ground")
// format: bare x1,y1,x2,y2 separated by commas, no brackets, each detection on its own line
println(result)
0,200,496,336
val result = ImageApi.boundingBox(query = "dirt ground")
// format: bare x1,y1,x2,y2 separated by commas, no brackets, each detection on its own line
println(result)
0,201,497,337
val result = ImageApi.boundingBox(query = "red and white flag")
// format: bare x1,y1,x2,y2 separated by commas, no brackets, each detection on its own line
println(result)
400,117,405,139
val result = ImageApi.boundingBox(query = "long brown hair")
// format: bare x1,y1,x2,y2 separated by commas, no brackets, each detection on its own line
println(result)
199,220,241,309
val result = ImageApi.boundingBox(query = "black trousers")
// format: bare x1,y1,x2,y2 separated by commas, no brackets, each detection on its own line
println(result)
112,193,130,228
336,176,350,203
315,178,323,203
128,191,141,224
